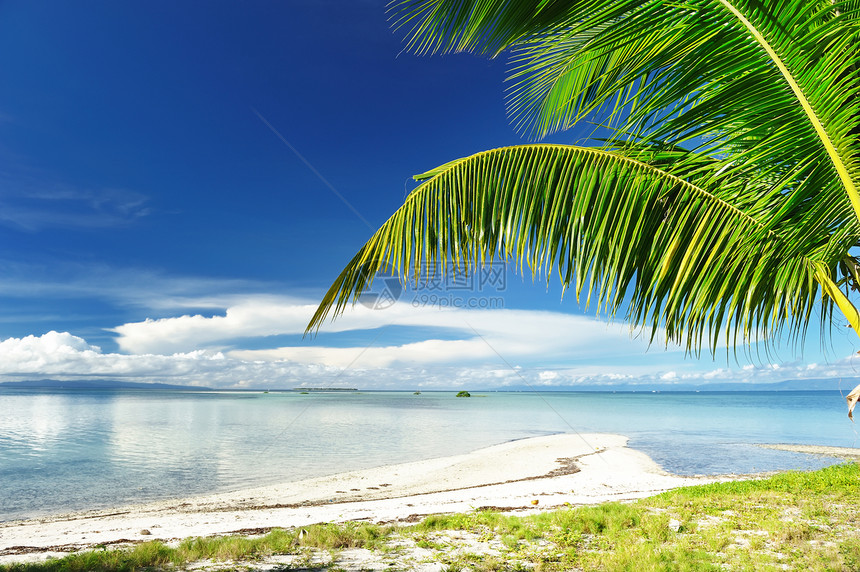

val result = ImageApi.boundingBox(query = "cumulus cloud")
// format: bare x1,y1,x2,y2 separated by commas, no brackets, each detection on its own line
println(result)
1,330,859,390
103,296,860,388
0,331,508,389
111,297,316,353
0,331,337,387
0,331,217,380
3,291,858,390
111,297,659,367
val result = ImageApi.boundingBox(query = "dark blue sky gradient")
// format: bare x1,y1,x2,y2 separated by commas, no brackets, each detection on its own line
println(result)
0,2,597,324
0,1,551,279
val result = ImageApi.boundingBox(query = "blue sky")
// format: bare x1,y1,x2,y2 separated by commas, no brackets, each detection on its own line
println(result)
1,0,859,390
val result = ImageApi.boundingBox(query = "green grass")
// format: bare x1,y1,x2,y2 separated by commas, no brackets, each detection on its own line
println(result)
655,462,860,499
4,464,860,571
0,523,393,572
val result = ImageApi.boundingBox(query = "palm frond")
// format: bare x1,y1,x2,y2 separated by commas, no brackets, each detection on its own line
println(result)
392,1,860,224
389,0,575,56
506,0,859,198
307,145,854,353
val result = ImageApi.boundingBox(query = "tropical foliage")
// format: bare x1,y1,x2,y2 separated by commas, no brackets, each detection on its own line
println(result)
308,0,860,363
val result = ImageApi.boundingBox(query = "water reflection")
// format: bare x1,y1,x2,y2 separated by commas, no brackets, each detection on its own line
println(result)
1,389,857,521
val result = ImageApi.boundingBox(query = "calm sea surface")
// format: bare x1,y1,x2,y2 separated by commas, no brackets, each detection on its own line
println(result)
0,388,856,521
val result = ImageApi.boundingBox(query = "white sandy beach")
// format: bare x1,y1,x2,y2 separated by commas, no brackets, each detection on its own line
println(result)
0,433,730,563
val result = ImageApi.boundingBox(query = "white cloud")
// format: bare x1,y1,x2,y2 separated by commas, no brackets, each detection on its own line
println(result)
230,338,495,368
1,330,859,390
112,297,648,365
538,370,559,382
111,297,659,367
103,297,860,388
0,331,338,387
3,291,859,390
112,297,316,353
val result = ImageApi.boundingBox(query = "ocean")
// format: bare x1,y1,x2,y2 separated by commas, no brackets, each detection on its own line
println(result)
0,388,856,522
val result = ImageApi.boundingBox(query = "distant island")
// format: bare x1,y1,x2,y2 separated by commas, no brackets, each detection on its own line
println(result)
0,379,211,391
493,378,856,392
292,387,358,392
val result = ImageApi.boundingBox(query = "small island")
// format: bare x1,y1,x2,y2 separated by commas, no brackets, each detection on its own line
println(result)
291,388,358,392
455,391,471,398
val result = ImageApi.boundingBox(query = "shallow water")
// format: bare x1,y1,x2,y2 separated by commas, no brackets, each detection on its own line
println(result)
0,388,855,521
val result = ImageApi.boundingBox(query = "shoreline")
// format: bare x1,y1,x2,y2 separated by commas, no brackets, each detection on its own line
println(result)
1,433,735,562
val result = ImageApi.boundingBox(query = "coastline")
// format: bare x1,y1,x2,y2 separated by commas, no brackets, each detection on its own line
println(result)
0,433,728,562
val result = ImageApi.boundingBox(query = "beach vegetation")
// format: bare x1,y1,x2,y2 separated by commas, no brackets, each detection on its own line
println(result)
0,523,392,572
4,463,860,571
294,522,394,550
306,0,860,396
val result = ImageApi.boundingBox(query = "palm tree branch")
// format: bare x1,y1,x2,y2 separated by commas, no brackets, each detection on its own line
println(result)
817,265,860,331
307,145,850,355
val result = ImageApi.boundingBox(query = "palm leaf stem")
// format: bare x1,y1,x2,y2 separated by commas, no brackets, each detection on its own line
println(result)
716,0,860,221
816,266,860,331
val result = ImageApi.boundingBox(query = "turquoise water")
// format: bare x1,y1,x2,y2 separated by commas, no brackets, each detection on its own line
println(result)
0,388,856,521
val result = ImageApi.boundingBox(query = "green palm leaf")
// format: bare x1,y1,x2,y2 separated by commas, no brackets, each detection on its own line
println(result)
307,145,854,354
390,0,575,56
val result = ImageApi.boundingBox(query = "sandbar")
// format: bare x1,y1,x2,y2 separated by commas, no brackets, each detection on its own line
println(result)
758,443,860,460
0,433,724,562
